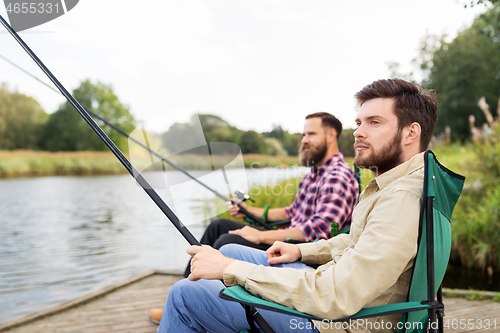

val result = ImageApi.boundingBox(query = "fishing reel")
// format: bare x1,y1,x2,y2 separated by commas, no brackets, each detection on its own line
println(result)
233,190,255,203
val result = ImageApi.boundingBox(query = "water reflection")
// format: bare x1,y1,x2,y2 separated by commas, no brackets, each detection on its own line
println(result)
444,264,500,292
0,166,307,323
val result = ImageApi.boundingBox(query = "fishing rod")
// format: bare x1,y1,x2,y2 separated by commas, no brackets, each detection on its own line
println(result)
0,15,201,246
0,52,273,230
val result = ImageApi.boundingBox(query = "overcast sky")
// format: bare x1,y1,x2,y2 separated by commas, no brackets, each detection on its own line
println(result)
0,1,489,134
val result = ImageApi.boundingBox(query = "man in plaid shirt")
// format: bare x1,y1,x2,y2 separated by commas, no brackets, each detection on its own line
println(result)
285,150,359,242
149,112,358,324
220,112,359,244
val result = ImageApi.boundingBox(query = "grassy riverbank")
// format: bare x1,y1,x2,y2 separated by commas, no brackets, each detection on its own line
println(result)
0,150,302,178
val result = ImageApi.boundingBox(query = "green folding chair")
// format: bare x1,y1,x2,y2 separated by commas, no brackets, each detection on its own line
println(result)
220,151,465,333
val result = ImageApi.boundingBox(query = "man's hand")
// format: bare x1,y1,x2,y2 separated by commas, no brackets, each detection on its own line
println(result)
228,226,262,244
225,200,247,219
187,245,235,281
266,241,302,265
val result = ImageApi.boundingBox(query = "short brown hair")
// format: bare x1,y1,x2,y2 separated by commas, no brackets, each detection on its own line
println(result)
306,112,342,140
354,79,438,151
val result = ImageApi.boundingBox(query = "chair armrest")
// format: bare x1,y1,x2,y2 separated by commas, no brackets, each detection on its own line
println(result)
219,285,441,322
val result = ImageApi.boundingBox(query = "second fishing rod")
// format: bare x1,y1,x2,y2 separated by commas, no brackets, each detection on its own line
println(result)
0,52,273,231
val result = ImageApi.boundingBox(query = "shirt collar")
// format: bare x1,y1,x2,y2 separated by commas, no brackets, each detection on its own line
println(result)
311,153,344,178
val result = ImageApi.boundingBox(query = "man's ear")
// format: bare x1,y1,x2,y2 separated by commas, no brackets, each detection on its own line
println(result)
403,122,421,146
327,128,337,143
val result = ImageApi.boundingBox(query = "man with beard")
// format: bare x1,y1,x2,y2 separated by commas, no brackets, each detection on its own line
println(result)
183,112,358,264
148,112,358,324
156,79,439,333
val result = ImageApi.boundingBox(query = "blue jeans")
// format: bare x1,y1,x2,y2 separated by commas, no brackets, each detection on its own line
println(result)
158,244,320,333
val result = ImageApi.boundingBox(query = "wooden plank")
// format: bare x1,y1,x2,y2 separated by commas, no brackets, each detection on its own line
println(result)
442,297,500,333
2,273,499,333
0,270,182,332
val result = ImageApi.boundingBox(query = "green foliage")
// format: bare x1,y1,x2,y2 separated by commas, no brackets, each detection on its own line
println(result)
420,5,500,141
265,125,286,141
264,125,302,156
198,114,244,144
162,117,303,157
282,132,302,156
462,0,500,7
162,114,244,155
338,128,355,157
264,138,288,156
0,150,302,177
0,83,48,150
239,130,268,154
0,150,125,177
40,80,135,152
448,124,500,272
452,187,500,271
465,291,487,300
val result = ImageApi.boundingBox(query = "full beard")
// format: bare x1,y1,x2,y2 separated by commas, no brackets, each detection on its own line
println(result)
299,140,328,167
354,130,403,175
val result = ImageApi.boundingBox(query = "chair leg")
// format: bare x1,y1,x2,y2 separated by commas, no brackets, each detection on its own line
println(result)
244,304,259,333
242,304,277,333
437,286,444,333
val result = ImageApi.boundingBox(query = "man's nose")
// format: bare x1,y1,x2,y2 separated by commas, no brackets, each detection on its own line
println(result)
353,124,366,139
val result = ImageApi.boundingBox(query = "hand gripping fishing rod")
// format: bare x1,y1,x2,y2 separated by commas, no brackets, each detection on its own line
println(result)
0,54,273,230
0,15,201,246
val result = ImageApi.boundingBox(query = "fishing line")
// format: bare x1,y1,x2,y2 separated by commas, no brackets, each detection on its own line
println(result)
0,51,272,230
0,14,201,245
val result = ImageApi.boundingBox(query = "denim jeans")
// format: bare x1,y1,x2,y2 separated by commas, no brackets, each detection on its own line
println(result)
158,244,320,333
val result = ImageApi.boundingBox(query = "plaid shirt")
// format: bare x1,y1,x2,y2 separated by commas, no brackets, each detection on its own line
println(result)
285,153,359,242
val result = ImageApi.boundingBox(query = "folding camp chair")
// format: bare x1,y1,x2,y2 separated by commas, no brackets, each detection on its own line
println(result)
220,150,465,333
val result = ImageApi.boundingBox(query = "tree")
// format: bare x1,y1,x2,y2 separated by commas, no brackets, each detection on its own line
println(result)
0,83,48,150
264,125,286,141
462,0,500,7
162,113,244,155
420,5,500,141
338,129,355,157
239,130,268,154
282,132,302,156
265,138,288,156
40,80,135,152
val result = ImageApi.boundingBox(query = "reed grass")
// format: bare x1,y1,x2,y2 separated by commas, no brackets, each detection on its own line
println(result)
0,150,302,178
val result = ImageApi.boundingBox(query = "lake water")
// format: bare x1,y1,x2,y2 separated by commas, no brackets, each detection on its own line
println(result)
0,166,308,324
1,166,498,324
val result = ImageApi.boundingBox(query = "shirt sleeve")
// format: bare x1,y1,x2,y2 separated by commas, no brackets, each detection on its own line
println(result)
297,233,350,266
223,190,420,319
297,174,355,242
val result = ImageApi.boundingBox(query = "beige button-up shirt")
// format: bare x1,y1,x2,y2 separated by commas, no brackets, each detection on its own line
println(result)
223,152,425,333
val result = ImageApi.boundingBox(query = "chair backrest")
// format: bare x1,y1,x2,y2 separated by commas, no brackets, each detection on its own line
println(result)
399,151,465,333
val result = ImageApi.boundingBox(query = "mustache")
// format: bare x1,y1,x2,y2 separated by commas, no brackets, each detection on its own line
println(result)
300,143,312,150
354,140,371,148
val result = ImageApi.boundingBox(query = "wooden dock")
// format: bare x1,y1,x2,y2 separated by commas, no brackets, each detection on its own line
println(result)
1,271,498,332
0,270,183,333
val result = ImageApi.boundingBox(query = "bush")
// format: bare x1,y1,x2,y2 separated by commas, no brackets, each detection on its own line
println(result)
449,123,500,271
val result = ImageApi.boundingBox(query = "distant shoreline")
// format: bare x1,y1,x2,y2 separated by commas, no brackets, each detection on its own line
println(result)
0,150,304,178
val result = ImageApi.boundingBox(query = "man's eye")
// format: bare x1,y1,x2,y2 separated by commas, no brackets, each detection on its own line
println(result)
371,121,379,125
